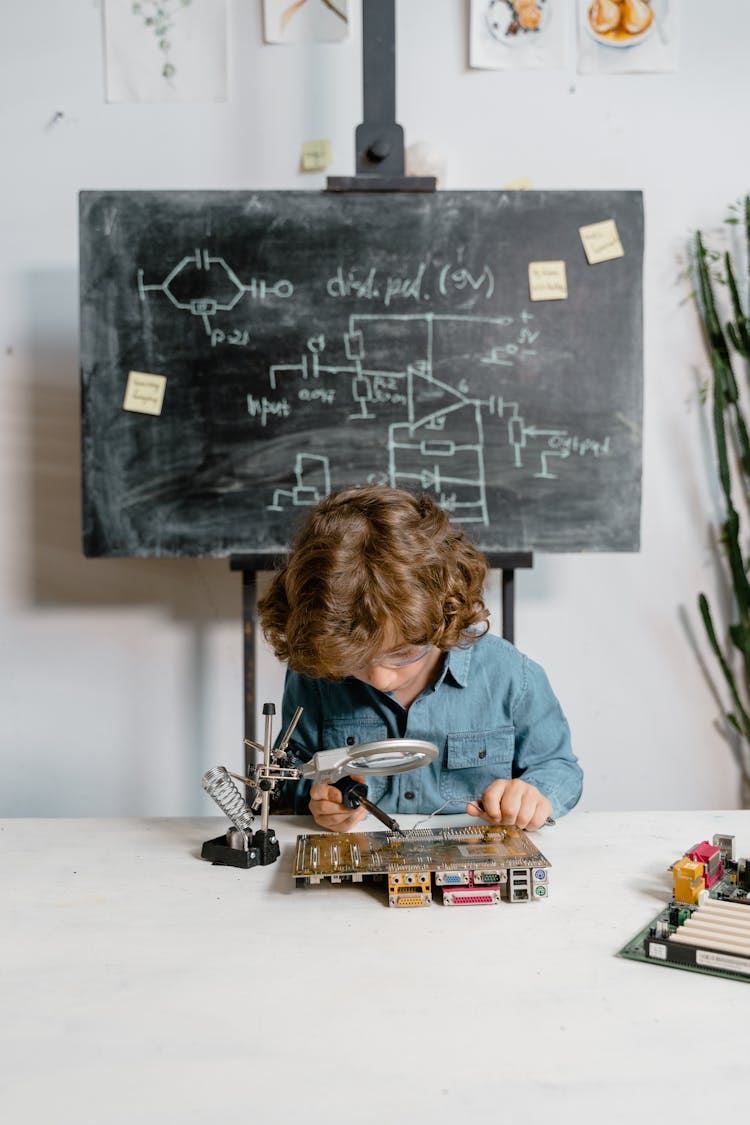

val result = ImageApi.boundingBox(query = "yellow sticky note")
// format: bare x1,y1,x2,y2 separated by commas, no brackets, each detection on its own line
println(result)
503,177,533,190
301,139,332,172
123,370,167,416
579,219,624,265
528,261,568,302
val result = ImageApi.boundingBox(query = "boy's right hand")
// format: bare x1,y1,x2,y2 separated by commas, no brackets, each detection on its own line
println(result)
309,777,368,832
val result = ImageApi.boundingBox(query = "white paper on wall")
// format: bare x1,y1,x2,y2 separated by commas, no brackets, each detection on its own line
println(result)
469,0,567,70
262,0,350,45
577,0,678,74
103,0,228,103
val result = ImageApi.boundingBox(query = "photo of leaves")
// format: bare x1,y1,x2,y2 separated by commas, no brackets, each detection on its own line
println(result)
103,0,228,102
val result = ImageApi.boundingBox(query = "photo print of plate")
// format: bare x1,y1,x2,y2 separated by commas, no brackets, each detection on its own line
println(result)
583,0,666,49
485,0,550,45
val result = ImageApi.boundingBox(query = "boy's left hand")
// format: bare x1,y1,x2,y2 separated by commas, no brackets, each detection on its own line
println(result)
467,779,552,831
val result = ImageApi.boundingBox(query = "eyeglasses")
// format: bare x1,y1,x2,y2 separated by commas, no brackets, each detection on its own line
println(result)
369,644,433,669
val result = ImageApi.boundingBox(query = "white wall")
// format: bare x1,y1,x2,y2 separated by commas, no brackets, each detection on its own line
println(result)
1,0,747,816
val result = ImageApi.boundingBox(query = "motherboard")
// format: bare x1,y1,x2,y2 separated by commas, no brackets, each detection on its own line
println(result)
292,823,551,908
618,834,750,983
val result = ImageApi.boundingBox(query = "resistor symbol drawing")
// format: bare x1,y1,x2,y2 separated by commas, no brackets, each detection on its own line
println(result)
268,452,332,512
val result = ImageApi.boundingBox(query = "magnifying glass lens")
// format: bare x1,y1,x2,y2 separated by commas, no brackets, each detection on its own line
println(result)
344,740,438,776
349,751,420,770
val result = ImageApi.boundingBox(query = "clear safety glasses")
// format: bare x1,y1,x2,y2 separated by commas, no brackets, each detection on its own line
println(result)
369,644,433,669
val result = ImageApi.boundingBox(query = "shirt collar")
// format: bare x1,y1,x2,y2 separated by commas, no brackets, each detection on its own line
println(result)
443,644,473,687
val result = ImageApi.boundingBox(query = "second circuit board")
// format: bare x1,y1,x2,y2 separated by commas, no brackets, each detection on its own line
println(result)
618,834,750,983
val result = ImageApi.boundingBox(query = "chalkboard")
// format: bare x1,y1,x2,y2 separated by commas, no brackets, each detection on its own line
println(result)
79,189,643,557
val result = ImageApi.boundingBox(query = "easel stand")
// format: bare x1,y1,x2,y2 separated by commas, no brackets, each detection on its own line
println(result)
230,552,533,752
230,0,534,754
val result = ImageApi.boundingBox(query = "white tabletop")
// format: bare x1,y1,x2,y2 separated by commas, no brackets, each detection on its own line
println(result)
2,810,749,1124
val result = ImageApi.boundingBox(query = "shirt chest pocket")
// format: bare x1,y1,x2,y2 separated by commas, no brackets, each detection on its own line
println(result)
321,718,390,806
439,727,515,803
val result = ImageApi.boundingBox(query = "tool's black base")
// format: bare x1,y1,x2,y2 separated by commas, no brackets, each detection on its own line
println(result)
201,828,281,868
253,828,281,866
201,834,260,868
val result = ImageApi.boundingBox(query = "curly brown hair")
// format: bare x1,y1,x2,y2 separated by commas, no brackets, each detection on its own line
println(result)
258,485,490,680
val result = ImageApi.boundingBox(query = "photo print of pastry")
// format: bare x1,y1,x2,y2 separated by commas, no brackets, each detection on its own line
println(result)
587,0,655,44
470,0,566,69
578,0,678,73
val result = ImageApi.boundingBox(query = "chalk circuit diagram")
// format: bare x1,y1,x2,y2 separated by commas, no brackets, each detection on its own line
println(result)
137,253,613,529
254,312,611,527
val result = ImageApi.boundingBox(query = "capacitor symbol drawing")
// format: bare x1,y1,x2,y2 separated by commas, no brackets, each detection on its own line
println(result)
137,248,293,339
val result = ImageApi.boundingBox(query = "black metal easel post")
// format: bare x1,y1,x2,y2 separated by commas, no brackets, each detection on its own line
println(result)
486,552,534,644
327,0,435,194
229,554,279,777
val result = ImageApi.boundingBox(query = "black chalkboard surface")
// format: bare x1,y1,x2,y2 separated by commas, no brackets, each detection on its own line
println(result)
79,189,643,557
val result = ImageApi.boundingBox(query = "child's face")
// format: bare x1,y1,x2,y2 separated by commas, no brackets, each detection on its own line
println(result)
350,639,443,698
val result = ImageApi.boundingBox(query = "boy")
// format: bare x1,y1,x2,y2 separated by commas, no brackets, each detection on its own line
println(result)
258,485,582,832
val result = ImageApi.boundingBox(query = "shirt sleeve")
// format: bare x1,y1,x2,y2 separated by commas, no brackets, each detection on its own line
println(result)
510,656,583,819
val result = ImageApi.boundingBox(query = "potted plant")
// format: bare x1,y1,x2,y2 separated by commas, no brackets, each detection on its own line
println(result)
694,195,750,804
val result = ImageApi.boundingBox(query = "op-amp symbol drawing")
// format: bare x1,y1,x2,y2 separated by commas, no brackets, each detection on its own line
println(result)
137,248,293,339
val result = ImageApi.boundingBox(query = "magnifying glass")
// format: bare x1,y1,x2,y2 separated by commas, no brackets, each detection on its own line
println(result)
300,738,438,784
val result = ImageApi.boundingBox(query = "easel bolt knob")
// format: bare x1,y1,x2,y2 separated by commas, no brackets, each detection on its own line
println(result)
367,139,391,162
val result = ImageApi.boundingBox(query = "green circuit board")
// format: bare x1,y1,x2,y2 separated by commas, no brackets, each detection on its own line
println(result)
618,838,750,983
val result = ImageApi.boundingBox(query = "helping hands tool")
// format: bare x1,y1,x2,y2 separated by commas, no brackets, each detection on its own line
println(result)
202,706,437,867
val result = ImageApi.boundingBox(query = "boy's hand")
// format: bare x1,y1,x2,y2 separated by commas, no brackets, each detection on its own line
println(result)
467,779,552,831
309,775,368,832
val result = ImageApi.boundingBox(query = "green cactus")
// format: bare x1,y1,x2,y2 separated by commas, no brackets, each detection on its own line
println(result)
694,197,750,794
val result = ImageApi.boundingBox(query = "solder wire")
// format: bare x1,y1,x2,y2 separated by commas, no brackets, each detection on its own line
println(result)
402,799,554,836
402,798,475,835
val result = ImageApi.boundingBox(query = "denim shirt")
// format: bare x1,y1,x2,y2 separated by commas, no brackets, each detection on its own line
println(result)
277,632,582,821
